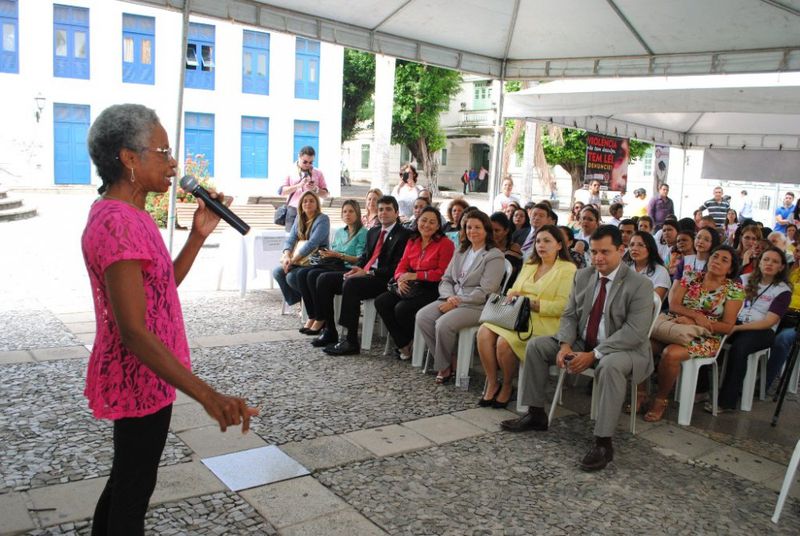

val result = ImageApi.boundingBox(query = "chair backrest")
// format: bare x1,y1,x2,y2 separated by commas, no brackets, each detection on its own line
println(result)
647,292,662,337
501,259,514,294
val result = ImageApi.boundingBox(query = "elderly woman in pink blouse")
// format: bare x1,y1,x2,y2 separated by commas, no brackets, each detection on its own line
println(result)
83,104,257,534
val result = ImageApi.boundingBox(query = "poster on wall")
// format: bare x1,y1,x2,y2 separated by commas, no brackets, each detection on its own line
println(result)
654,145,670,190
584,134,630,191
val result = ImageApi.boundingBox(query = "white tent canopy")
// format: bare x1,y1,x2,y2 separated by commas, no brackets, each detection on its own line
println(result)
127,0,800,79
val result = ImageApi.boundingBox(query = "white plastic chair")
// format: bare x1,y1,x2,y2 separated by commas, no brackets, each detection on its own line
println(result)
772,438,800,524
740,348,770,411
675,335,728,426
548,292,662,434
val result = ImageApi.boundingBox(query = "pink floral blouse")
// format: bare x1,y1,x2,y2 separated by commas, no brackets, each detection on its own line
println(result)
81,199,190,420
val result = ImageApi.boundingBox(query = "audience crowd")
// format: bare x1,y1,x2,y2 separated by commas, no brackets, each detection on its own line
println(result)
274,178,799,472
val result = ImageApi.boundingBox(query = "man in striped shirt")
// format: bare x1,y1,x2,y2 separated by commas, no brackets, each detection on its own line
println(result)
698,186,730,228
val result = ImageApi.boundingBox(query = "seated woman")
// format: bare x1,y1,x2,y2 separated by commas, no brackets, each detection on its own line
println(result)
490,212,523,284
503,200,521,222
668,229,695,279
361,188,382,229
567,201,585,232
558,225,587,269
644,245,744,422
296,200,367,334
443,198,469,234
576,205,600,242
736,224,763,274
626,231,671,300
476,224,576,408
767,246,800,389
724,209,739,245
375,207,455,360
676,226,721,280
415,211,506,384
767,231,794,265
717,247,791,411
403,196,431,230
273,191,330,307
512,208,530,233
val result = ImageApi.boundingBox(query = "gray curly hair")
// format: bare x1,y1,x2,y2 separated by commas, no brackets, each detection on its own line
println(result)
87,104,160,194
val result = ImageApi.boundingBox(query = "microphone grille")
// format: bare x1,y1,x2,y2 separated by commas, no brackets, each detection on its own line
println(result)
179,175,197,190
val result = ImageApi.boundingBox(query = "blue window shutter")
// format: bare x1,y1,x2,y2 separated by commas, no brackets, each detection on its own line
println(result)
294,37,319,100
122,14,155,85
293,120,319,162
53,4,89,79
185,112,215,176
242,30,269,95
185,23,215,90
241,116,268,178
0,0,19,73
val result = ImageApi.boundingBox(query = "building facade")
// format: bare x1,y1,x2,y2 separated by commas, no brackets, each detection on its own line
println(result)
0,0,344,200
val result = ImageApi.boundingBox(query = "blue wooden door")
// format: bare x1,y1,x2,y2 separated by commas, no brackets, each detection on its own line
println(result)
53,103,90,184
293,120,319,162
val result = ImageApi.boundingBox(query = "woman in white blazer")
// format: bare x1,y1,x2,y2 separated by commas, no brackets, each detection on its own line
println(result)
415,211,506,383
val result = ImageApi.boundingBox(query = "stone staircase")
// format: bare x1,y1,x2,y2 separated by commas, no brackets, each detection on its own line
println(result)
0,186,37,222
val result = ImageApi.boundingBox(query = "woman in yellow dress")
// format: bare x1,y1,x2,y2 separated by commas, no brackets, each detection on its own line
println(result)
476,224,577,408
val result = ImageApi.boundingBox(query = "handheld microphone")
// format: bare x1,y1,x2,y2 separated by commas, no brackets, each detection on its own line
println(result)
179,175,251,235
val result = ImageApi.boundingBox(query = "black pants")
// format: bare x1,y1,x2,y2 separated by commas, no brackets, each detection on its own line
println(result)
375,285,440,348
316,272,389,343
92,404,172,536
296,265,346,319
718,329,776,409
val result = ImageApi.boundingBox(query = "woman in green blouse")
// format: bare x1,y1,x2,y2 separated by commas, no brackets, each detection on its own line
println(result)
297,199,368,335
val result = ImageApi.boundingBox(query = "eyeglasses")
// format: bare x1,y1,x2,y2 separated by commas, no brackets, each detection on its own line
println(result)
143,147,174,161
299,158,314,166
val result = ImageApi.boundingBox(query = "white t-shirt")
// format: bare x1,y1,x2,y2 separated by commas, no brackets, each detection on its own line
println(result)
737,274,791,329
460,248,480,279
632,262,671,291
493,193,521,212
393,183,422,219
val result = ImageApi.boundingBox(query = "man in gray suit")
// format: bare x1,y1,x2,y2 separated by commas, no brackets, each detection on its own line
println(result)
501,225,654,471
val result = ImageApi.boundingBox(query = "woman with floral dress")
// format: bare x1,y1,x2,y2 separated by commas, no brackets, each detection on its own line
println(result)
644,245,745,422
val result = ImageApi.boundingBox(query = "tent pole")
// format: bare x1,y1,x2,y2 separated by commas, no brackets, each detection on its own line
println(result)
167,0,191,254
678,146,687,217
489,61,507,206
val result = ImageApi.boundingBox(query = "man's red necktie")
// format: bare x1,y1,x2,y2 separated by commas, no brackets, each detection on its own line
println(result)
585,277,608,350
364,230,387,272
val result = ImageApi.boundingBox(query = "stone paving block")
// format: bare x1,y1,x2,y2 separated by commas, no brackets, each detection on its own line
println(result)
0,349,34,364
56,311,95,323
202,445,309,492
639,424,722,460
28,476,106,526
64,321,96,334
616,412,664,435
452,407,520,432
194,329,305,348
279,435,373,471
178,424,268,458
697,446,787,483
150,461,226,504
240,475,348,529
280,508,387,536
402,414,485,445
31,345,90,362
0,492,35,534
344,424,432,457
75,332,96,345
170,401,217,432
174,390,195,406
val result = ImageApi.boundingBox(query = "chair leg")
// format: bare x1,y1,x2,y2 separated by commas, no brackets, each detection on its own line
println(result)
455,329,476,390
677,362,700,426
772,439,800,524
759,349,769,401
590,379,598,421
788,353,799,394
548,369,566,425
411,324,426,369
711,362,719,416
360,301,376,351
516,363,528,413
741,352,760,412
630,377,637,435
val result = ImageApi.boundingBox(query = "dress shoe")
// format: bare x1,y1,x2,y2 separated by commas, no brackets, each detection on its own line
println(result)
299,327,311,334
478,385,501,407
500,410,548,432
303,328,322,336
311,330,338,347
579,444,613,472
323,340,360,356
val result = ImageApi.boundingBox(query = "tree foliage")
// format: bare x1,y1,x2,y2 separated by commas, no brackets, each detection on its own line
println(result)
341,49,375,142
391,61,462,192
541,127,650,193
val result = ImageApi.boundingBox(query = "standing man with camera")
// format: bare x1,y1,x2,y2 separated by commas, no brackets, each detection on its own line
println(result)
279,146,329,232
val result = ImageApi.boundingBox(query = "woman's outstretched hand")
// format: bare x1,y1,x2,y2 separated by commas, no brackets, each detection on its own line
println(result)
200,389,259,433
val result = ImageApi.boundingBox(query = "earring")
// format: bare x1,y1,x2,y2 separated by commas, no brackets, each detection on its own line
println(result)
129,168,136,184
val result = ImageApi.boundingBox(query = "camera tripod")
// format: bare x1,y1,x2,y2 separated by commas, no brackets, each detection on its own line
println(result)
771,325,799,427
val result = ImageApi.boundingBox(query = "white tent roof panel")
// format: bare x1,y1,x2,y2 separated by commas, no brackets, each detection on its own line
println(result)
125,0,800,78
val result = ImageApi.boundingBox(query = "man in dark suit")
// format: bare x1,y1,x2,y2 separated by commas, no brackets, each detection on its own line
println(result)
502,225,654,471
312,195,411,355
512,203,557,257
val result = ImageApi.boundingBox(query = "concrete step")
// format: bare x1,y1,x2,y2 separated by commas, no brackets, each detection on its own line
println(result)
0,197,23,210
0,187,7,199
0,204,38,222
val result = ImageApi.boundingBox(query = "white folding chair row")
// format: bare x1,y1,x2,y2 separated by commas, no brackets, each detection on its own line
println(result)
675,336,727,426
547,292,663,434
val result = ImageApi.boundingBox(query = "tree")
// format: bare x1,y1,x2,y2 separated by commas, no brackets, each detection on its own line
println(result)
341,49,375,142
391,61,462,193
541,127,650,195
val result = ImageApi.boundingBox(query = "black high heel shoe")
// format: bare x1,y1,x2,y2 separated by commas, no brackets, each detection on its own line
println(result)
492,389,513,409
478,384,502,407
303,328,322,336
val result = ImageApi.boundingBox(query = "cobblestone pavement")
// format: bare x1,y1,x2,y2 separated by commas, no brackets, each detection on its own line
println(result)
2,192,800,535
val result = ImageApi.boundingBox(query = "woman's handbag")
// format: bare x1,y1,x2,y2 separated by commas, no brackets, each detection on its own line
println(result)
274,189,295,226
479,293,533,341
290,240,314,267
651,313,711,345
